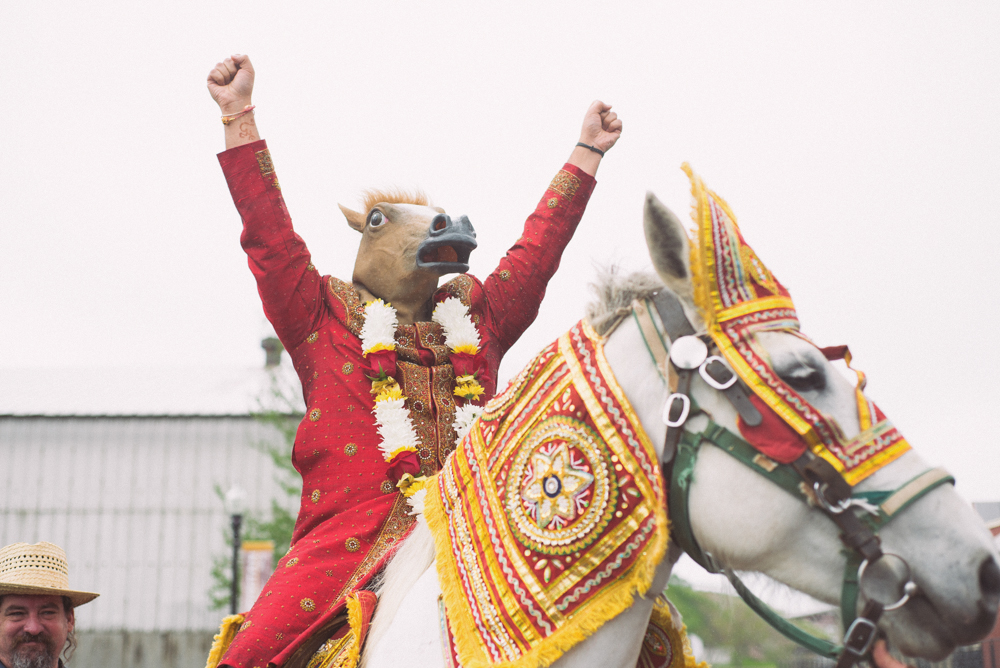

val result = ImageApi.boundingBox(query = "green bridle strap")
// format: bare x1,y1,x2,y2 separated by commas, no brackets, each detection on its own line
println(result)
840,467,955,631
668,418,955,658
670,427,843,658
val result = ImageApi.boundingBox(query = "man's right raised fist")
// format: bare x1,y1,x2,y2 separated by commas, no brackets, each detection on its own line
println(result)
207,54,255,115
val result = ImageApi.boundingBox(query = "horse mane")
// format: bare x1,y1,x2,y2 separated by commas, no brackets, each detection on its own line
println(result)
585,265,664,336
359,187,432,214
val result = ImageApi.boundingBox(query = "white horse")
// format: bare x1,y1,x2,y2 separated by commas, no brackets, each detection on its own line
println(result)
360,192,1000,668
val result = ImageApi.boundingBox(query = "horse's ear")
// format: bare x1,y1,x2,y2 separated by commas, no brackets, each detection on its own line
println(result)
644,191,693,299
338,204,366,233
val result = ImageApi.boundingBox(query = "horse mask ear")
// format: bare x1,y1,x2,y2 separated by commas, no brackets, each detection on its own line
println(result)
644,191,693,300
338,204,366,233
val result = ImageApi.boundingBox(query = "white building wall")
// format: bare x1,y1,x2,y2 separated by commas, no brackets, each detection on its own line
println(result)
0,416,300,632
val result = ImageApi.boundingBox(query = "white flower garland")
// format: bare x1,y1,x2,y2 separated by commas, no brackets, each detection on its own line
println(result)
362,297,485,469
433,297,485,438
362,300,420,462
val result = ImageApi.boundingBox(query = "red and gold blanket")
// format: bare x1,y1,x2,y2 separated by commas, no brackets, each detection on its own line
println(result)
425,321,669,668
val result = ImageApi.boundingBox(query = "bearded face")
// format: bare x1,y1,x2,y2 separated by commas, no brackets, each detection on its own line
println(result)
8,630,58,668
0,596,73,668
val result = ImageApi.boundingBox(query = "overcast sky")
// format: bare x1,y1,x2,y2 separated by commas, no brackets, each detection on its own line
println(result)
2,2,998,501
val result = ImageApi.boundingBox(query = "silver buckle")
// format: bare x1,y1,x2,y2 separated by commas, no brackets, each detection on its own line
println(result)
699,356,738,390
662,393,691,428
669,336,708,370
843,616,878,656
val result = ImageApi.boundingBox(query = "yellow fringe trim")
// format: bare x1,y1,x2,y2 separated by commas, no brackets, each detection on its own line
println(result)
342,593,365,668
426,466,669,668
681,163,713,330
650,598,709,668
204,614,244,668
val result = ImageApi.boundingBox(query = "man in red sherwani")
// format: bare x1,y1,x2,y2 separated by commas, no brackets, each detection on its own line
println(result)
207,54,622,667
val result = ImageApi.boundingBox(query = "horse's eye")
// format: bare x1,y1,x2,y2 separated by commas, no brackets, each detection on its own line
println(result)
777,365,827,393
368,211,385,228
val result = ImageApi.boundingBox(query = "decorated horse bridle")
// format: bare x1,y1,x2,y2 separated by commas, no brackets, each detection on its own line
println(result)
631,290,954,668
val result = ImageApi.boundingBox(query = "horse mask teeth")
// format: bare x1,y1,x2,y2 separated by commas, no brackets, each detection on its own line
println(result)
417,214,478,275
684,163,911,484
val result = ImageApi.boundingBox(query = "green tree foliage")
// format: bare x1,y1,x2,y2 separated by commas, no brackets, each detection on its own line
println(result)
666,576,807,668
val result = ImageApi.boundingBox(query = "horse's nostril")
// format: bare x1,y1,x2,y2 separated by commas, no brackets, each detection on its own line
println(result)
432,214,449,232
980,555,1000,606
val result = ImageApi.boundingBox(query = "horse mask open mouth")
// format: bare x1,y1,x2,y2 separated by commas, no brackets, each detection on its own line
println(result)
416,213,478,275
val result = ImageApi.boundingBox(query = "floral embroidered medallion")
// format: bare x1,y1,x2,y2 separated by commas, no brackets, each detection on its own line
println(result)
425,321,668,668
519,438,596,530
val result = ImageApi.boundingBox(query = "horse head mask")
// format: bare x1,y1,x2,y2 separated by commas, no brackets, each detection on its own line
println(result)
339,191,478,315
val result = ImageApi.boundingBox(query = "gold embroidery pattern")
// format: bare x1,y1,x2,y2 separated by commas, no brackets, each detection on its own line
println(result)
398,362,437,475
255,149,275,176
345,537,360,552
433,365,458,465
548,170,581,200
309,409,321,422
547,197,559,209
238,620,252,632
333,493,416,604
306,630,353,668
381,480,395,494
311,490,321,503
307,263,316,272
415,322,450,364
286,557,299,567
300,598,316,612
344,443,357,456
441,274,475,307
326,277,366,337
342,363,354,375
499,270,511,282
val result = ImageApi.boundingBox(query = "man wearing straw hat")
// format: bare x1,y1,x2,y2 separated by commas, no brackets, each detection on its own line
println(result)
0,542,98,668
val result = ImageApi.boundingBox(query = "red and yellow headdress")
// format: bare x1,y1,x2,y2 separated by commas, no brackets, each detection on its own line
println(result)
684,164,910,484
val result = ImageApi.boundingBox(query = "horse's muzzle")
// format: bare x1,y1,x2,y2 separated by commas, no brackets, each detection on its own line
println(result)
417,214,478,275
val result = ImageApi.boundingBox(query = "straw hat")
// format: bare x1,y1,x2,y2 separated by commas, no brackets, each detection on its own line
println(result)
0,542,99,607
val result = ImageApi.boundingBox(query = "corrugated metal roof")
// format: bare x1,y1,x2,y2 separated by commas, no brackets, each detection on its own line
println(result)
0,416,300,632
0,361,304,416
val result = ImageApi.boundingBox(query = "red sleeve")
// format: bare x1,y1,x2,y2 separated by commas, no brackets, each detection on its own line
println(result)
218,140,330,349
481,163,596,351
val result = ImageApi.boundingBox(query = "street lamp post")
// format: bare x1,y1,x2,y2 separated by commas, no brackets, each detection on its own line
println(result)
225,486,247,615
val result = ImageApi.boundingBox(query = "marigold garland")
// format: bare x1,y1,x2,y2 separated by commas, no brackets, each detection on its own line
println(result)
359,297,486,478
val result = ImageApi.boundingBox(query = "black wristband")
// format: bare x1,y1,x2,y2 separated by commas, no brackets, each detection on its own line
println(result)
576,142,605,158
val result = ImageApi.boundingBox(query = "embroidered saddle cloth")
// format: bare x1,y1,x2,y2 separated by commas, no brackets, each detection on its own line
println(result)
425,321,669,668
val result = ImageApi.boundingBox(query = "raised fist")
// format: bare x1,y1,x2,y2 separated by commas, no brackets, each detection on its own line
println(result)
578,101,622,154
207,54,255,115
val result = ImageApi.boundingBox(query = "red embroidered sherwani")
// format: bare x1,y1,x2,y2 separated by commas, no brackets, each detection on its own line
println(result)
217,139,596,666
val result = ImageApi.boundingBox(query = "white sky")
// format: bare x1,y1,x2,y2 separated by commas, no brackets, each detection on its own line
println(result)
2,2,998,501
